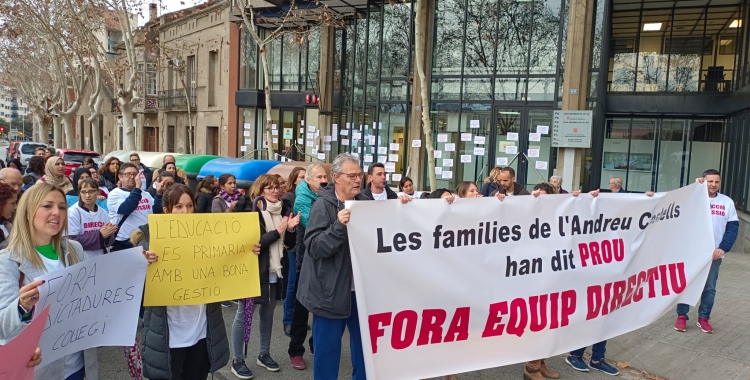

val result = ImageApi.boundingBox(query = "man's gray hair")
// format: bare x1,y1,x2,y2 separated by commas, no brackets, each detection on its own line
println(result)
305,163,324,180
549,175,561,184
331,153,359,175
611,177,623,187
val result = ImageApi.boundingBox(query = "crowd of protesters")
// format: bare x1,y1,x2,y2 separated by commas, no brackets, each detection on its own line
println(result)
0,150,737,380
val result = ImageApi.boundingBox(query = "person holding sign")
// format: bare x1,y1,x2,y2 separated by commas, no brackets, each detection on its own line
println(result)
229,174,299,378
132,184,231,380
212,174,240,213
455,182,482,198
0,183,96,380
296,153,372,380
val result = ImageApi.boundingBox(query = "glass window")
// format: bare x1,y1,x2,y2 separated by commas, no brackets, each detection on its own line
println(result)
282,35,301,91
464,0,497,76
307,29,320,90
433,0,464,75
497,1,532,75
239,108,258,158
656,120,688,191
267,36,281,91
688,120,723,181
382,2,411,78
240,28,258,89
529,0,562,76
367,8,382,83
377,104,409,184
608,6,742,93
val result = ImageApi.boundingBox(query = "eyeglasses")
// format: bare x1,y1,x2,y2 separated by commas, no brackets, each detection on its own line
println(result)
80,190,98,196
340,172,364,180
120,172,138,177
264,187,280,192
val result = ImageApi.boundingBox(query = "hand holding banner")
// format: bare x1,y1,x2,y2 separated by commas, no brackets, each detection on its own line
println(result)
34,248,147,367
0,306,49,380
144,212,261,306
347,183,714,379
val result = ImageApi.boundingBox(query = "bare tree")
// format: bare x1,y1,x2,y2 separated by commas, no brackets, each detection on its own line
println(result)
413,0,436,190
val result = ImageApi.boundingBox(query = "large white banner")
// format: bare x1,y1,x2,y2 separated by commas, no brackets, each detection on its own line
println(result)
348,183,714,380
34,247,147,367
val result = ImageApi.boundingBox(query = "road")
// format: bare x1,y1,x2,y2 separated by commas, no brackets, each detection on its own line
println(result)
96,304,644,380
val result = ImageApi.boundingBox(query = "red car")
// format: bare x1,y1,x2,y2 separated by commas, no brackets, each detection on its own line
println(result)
57,149,101,177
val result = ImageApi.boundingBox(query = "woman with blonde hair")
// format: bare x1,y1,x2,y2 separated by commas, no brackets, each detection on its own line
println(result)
37,157,73,194
0,183,94,379
229,174,300,378
479,166,502,196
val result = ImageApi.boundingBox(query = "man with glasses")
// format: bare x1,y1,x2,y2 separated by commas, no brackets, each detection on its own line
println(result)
0,167,24,194
296,153,370,380
107,163,157,251
130,153,152,191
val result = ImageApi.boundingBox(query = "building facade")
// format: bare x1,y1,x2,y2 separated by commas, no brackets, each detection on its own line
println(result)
233,0,750,200
156,0,233,156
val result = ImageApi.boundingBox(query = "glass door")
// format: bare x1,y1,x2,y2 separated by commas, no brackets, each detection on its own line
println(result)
493,108,524,182
280,109,304,161
525,110,555,190
490,107,555,189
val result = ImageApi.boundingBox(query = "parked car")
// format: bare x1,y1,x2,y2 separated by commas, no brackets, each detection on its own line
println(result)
16,142,49,168
56,149,101,176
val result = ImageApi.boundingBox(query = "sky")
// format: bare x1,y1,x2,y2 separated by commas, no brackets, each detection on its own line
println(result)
137,0,204,26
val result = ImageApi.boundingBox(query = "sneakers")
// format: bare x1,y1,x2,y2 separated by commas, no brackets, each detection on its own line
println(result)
565,356,589,372
289,356,306,370
284,324,291,337
222,301,232,307
590,359,619,375
697,318,714,333
674,316,687,332
257,354,280,372
231,359,254,379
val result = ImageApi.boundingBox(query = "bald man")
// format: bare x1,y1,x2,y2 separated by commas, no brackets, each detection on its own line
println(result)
0,167,24,193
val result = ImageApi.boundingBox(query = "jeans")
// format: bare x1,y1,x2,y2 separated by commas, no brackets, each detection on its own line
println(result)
283,250,298,326
150,338,210,380
677,258,722,319
312,292,366,380
232,283,278,360
570,340,607,362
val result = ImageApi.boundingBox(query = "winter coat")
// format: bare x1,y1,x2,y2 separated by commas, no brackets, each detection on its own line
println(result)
361,182,398,200
0,239,99,380
490,182,531,196
232,195,296,305
294,181,318,229
480,182,500,197
195,188,216,213
296,182,371,319
134,225,230,379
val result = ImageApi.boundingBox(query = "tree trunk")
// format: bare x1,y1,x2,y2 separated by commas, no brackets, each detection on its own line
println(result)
414,0,436,191
53,116,62,147
61,113,75,148
39,114,52,144
88,93,105,154
260,48,274,160
120,96,136,151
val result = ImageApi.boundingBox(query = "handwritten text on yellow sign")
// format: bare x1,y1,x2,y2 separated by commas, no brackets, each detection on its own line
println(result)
144,212,261,306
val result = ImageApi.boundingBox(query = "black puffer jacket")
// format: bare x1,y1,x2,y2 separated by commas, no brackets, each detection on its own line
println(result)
135,225,230,379
232,195,297,305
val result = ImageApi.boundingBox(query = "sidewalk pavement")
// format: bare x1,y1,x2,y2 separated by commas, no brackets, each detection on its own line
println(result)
97,253,750,379
605,252,750,380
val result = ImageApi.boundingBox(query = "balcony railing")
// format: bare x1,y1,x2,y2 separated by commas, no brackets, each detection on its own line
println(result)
158,88,197,110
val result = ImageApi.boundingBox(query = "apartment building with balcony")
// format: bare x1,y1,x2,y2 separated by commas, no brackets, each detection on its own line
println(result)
156,0,232,156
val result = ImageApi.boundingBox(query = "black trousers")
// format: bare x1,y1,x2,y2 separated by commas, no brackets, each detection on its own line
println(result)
150,338,210,380
288,276,313,357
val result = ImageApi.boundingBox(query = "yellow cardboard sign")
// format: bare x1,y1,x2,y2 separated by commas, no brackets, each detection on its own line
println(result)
144,212,261,306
